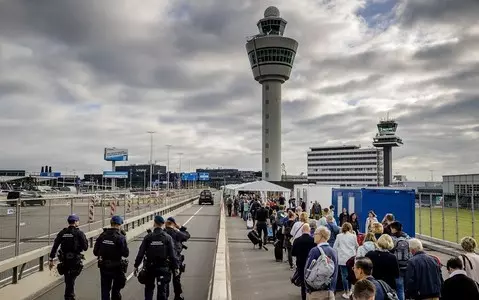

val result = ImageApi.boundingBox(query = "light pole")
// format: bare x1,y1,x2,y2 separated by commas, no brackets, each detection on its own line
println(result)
147,131,156,194
142,170,146,192
166,145,172,192
178,152,183,189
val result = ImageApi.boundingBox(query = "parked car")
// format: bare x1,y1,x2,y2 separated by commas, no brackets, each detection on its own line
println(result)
199,190,214,205
6,191,45,207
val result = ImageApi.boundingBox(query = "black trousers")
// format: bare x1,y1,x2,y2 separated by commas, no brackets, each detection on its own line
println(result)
144,267,171,300
64,273,78,300
227,204,232,216
166,270,183,299
100,269,125,300
256,222,268,247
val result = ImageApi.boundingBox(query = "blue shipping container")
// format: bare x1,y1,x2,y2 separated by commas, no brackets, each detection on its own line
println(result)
332,188,416,237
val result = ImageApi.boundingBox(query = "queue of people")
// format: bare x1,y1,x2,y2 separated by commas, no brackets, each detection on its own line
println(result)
240,199,479,300
49,213,190,300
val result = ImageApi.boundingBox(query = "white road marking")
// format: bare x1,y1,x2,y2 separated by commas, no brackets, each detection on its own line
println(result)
126,205,204,282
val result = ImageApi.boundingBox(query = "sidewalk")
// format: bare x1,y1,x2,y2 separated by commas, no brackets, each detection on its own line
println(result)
225,214,453,300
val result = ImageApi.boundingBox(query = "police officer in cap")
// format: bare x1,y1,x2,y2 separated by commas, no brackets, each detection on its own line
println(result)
49,214,88,300
164,216,190,300
93,215,129,300
134,215,179,300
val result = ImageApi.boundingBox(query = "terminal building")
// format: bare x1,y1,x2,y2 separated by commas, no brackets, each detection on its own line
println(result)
196,168,258,188
307,145,384,186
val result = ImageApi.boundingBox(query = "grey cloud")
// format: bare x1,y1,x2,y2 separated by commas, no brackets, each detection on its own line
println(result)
400,0,479,26
317,74,383,94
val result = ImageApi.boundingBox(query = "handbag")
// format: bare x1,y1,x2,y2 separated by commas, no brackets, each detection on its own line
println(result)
290,268,302,287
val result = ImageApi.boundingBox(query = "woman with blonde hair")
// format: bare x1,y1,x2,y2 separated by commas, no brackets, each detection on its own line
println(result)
356,232,378,258
333,222,358,299
371,222,384,240
365,234,399,290
460,236,479,282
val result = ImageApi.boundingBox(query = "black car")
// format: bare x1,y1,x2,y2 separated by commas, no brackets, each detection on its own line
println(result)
199,190,213,205
6,191,46,207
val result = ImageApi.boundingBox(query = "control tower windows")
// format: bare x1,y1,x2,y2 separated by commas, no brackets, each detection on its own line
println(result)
258,19,282,35
248,48,296,66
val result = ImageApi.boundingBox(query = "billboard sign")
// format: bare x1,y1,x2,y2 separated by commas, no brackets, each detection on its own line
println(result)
103,171,128,179
40,172,62,177
104,148,128,161
181,172,198,181
198,172,209,181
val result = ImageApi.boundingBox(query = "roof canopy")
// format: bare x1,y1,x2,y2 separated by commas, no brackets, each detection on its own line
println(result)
235,180,290,193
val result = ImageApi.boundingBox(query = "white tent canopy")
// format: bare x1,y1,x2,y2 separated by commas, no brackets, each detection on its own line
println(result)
235,180,290,194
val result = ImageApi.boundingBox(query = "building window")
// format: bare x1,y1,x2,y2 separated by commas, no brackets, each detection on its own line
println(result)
265,143,269,148
251,48,296,66
265,114,269,119
265,99,269,104
265,85,269,90
265,128,269,134
265,172,269,178
265,158,269,163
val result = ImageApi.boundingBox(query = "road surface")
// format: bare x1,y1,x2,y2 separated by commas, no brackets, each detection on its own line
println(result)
35,193,220,300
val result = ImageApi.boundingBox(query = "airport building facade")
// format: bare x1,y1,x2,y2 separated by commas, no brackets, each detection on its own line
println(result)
307,145,384,186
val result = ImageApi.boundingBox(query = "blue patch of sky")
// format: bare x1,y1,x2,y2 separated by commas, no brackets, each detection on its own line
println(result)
346,98,362,106
356,0,400,31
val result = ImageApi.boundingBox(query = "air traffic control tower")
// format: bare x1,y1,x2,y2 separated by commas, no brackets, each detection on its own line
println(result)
245,6,298,181
373,119,403,186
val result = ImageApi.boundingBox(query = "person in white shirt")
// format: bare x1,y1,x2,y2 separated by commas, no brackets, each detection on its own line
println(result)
364,211,378,233
291,212,309,242
460,236,479,282
333,222,359,299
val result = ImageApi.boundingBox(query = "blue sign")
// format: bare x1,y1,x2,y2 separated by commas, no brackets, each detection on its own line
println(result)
103,171,129,179
40,172,62,177
181,172,198,181
104,148,129,162
198,172,209,181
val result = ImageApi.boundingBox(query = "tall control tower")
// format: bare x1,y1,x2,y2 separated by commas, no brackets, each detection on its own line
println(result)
245,6,298,181
372,118,403,186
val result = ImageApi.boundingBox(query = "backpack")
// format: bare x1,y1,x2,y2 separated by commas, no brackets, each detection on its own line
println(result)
393,237,411,270
304,246,335,290
377,279,399,300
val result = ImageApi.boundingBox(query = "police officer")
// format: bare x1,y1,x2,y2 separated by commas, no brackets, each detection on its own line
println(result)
134,215,179,300
93,215,129,300
164,217,190,300
49,214,88,300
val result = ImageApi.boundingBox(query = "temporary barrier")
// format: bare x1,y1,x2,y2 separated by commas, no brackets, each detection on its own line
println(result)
126,199,132,213
110,201,116,217
332,187,416,237
88,197,95,223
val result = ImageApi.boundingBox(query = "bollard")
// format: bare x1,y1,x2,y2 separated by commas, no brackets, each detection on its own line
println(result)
88,197,95,223
110,200,116,217
126,198,132,213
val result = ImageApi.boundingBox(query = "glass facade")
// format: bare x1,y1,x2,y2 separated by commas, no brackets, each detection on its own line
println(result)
257,19,284,35
249,47,295,66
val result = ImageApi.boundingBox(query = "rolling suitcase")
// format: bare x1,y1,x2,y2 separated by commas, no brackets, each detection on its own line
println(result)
274,240,283,262
247,230,261,246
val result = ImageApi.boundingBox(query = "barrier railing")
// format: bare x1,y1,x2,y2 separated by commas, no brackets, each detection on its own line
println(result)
0,189,200,288
415,191,478,247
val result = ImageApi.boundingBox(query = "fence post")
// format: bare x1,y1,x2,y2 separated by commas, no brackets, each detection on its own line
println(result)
48,197,52,245
15,196,21,256
441,194,445,241
472,188,476,239
456,193,459,243
429,193,433,237
102,194,106,228
418,192,422,234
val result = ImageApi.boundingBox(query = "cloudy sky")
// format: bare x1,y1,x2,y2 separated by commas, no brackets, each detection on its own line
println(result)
0,0,478,180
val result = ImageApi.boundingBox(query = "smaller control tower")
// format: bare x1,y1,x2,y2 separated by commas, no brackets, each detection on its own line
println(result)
245,6,298,181
373,118,403,186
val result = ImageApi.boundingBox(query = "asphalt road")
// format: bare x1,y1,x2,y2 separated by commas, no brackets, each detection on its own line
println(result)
0,195,189,261
35,193,220,300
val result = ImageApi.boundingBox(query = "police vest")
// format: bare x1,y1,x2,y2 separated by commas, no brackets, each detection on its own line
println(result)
145,231,168,266
98,229,123,261
164,227,182,254
60,227,80,255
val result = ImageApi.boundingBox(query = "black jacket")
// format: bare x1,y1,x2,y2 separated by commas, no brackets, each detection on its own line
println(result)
134,227,178,269
291,233,316,274
365,250,400,289
50,226,88,260
93,228,129,261
405,251,443,299
255,207,269,222
164,226,190,255
441,272,479,300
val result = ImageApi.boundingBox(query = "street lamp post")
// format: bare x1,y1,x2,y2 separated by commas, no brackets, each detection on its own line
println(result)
178,152,183,189
166,145,172,193
147,131,156,194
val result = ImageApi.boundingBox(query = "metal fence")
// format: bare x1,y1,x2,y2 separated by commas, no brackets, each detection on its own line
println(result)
416,191,478,246
0,189,200,286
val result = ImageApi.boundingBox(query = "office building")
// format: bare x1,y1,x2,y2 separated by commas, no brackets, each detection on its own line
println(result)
307,145,384,186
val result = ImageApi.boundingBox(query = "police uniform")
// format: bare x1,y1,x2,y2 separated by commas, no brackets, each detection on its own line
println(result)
93,216,129,300
134,215,179,300
164,217,190,300
49,215,88,300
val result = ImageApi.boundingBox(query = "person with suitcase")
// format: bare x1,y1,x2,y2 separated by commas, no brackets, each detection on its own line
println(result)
292,223,316,300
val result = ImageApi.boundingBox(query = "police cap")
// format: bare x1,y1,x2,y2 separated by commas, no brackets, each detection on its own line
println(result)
154,215,165,225
166,217,176,224
67,214,80,223
111,215,124,225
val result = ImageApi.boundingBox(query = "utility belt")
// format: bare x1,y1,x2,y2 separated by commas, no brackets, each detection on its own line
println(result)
57,252,84,276
98,258,129,273
59,252,84,263
144,257,169,270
